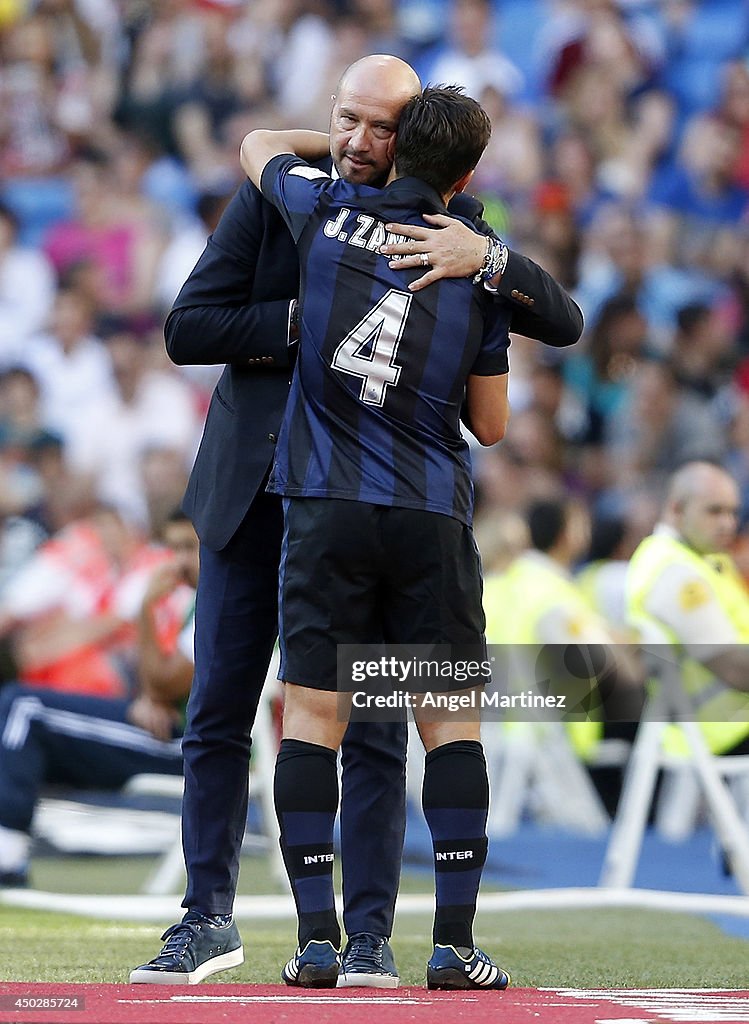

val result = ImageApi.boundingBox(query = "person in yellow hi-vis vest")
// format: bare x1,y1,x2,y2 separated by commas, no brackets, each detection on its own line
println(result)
484,498,642,813
627,461,749,756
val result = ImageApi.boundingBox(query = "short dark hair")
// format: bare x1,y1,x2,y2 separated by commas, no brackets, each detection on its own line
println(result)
527,499,566,553
394,85,491,197
587,514,626,562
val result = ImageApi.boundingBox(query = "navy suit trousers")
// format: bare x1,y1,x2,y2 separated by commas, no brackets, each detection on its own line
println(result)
181,488,407,936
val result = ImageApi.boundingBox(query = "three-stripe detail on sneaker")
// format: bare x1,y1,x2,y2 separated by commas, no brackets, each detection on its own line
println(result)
283,954,300,981
466,958,500,986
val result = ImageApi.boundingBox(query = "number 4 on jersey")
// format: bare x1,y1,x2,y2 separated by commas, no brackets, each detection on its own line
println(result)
331,289,412,406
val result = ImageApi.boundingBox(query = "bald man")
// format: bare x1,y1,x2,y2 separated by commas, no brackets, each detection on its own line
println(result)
131,54,581,988
626,461,749,756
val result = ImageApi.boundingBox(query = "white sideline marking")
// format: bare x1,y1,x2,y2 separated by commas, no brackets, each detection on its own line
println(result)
556,988,749,1023
6,887,749,921
594,1019,652,1024
121,996,453,1005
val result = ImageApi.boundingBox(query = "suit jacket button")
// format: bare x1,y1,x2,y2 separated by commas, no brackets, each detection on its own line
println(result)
511,289,520,298
268,433,277,443
528,297,535,306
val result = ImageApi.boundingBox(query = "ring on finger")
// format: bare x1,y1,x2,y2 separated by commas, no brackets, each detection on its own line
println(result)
419,252,430,267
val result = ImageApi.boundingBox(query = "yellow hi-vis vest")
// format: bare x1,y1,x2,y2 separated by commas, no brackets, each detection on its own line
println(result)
626,532,749,754
484,554,604,760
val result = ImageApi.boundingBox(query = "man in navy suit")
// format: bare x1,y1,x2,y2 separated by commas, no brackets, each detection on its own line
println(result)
130,54,583,988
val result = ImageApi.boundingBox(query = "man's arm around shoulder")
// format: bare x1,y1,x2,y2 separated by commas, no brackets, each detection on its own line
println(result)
380,206,584,347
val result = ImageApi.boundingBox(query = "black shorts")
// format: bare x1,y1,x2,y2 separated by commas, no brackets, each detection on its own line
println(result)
278,497,486,691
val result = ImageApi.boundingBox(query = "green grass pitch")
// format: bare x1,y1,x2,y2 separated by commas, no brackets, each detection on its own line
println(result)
1,854,747,987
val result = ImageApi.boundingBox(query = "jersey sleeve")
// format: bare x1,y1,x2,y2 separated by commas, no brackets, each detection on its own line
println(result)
259,153,332,242
470,298,511,376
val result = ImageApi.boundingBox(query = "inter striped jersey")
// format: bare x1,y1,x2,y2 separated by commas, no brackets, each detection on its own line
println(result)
260,154,510,525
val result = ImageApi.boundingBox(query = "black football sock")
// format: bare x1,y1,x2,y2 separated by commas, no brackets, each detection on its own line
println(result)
274,738,341,949
422,739,489,949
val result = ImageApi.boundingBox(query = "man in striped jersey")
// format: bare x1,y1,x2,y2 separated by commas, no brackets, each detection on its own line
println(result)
0,511,198,891
241,84,511,991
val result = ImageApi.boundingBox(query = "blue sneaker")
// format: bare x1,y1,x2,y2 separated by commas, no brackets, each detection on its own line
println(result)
282,939,341,988
427,944,510,990
337,932,399,988
129,911,243,984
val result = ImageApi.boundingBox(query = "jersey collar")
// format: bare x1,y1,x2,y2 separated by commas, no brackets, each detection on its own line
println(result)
355,175,449,218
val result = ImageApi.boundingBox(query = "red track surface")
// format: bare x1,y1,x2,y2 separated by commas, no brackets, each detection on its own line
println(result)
1,983,749,1024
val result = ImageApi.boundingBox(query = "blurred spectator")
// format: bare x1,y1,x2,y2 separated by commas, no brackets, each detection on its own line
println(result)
575,204,719,337
0,364,94,536
0,370,51,590
345,0,405,57
484,495,642,807
0,0,121,174
0,368,45,445
0,508,198,889
527,357,587,444
139,445,191,540
546,130,606,229
271,2,338,122
474,508,529,577
719,60,749,191
626,461,749,759
42,147,166,314
0,12,70,177
0,508,47,598
19,285,114,445
564,292,650,445
474,404,570,520
170,6,268,189
576,513,633,633
0,505,165,697
597,89,675,203
0,368,65,521
118,0,205,151
154,191,231,313
606,360,727,490
422,0,523,101
649,114,749,227
0,202,55,367
470,84,543,210
670,301,737,411
64,322,199,525
540,0,662,102
527,182,582,291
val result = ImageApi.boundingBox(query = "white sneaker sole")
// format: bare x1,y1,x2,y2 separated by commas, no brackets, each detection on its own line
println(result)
337,972,399,989
129,946,244,985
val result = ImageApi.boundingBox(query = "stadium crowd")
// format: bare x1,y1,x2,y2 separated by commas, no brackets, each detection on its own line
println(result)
0,0,748,567
1,0,749,873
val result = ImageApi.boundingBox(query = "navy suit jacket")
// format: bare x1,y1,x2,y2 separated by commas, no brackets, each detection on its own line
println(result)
166,176,583,551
